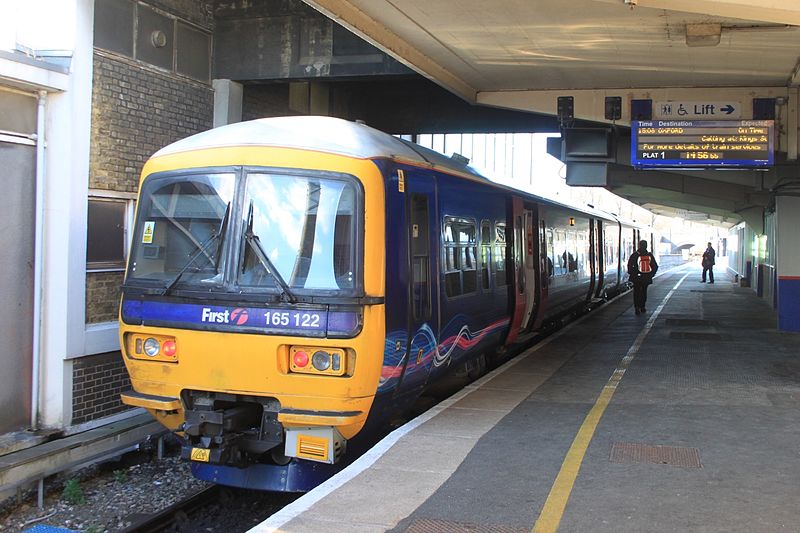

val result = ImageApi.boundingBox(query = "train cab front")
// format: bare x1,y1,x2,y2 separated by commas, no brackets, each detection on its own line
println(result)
118,160,385,490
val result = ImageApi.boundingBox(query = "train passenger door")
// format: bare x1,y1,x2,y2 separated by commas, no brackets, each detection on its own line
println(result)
398,172,439,391
531,218,549,330
521,206,538,329
594,220,606,298
589,219,600,298
505,197,527,345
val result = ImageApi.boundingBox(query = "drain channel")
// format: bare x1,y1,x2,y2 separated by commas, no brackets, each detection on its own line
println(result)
610,443,702,468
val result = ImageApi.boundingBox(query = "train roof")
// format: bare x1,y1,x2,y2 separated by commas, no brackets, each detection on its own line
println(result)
154,115,487,176
153,116,624,223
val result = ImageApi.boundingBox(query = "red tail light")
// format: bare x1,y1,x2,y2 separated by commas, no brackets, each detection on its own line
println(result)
162,340,177,357
293,350,309,368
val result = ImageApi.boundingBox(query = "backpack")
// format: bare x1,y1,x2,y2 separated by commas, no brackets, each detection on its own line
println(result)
638,254,652,274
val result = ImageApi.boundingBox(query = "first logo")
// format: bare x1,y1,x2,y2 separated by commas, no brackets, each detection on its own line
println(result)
230,308,249,325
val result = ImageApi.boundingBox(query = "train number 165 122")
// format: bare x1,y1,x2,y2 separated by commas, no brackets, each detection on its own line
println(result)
264,311,322,328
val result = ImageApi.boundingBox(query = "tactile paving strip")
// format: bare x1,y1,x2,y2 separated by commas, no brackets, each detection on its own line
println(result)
609,443,702,468
405,518,529,533
664,318,719,327
689,289,735,293
669,331,725,341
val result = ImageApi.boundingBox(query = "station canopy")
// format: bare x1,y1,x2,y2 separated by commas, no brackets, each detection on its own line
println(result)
302,0,800,228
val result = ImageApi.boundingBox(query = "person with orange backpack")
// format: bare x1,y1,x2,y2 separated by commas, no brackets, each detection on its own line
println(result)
627,239,658,315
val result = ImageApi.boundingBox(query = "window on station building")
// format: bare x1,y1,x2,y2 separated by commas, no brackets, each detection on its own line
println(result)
93,0,212,84
87,196,135,271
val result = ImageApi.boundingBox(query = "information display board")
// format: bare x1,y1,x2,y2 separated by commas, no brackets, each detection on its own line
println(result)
631,120,773,168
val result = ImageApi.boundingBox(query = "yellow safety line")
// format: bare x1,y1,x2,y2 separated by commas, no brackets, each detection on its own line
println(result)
532,272,690,533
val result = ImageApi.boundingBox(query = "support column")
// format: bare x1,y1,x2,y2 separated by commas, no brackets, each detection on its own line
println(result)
775,195,800,332
212,79,243,127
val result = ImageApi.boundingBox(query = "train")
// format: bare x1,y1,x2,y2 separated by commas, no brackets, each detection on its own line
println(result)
118,116,651,491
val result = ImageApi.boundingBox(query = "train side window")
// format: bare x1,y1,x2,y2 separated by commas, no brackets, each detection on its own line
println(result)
621,231,632,262
566,231,578,273
443,220,461,297
604,226,616,271
410,194,430,321
577,231,587,273
554,229,567,276
443,217,477,297
494,222,507,287
546,229,555,277
480,220,491,290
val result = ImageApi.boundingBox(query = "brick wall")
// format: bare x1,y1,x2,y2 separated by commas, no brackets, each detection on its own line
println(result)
89,51,214,192
72,351,132,425
242,84,293,121
86,51,214,324
86,271,124,323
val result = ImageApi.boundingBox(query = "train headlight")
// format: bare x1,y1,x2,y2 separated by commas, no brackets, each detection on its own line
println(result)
289,346,348,376
311,350,331,371
125,333,179,363
143,338,160,357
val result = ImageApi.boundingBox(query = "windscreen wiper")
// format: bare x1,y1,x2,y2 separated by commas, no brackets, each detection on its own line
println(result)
244,201,298,304
160,202,231,296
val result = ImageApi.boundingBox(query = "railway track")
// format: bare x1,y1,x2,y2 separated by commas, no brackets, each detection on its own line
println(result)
120,483,300,532
120,485,222,533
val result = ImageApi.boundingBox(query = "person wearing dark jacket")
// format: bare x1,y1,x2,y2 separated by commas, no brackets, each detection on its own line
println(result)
701,242,715,283
627,240,658,315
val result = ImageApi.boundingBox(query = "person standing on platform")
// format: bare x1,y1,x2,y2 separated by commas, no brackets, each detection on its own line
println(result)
627,239,658,315
701,242,715,283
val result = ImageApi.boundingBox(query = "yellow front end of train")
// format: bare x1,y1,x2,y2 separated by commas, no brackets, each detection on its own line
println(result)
119,143,386,468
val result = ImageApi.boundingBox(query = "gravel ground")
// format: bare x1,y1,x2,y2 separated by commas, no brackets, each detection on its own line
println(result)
0,444,212,533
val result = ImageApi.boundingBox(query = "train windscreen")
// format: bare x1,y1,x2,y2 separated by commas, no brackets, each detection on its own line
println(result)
126,170,360,296
126,172,235,287
239,172,357,292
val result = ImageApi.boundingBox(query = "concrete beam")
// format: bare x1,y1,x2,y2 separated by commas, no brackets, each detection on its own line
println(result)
212,79,243,128
604,162,778,225
478,86,790,126
737,206,765,233
609,165,755,203
614,186,737,213
301,0,477,103
613,189,740,221
623,0,800,27
0,51,70,92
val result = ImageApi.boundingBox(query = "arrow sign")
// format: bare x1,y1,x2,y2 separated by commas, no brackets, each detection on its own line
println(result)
655,101,741,119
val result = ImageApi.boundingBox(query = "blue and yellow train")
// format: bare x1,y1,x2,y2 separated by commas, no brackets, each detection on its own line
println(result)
118,116,649,491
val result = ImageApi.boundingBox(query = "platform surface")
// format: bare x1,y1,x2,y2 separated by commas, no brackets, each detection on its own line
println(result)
254,266,800,533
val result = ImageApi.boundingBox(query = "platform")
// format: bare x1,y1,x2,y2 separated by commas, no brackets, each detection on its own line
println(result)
254,265,800,533
0,412,165,505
